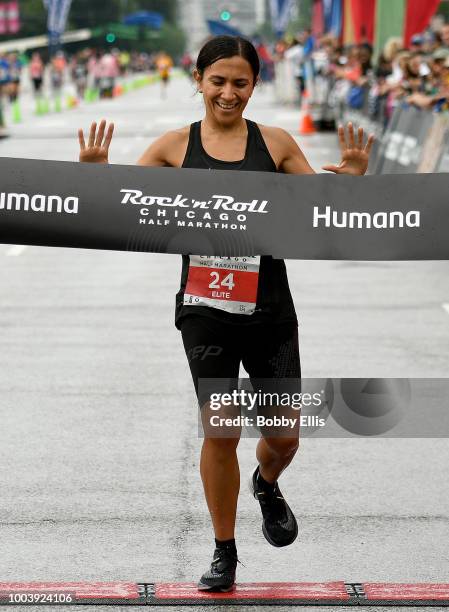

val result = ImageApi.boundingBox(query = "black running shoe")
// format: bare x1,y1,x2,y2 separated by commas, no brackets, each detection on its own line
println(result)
197,546,238,592
250,466,298,547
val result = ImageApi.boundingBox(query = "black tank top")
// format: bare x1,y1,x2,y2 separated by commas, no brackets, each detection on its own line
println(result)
175,119,297,329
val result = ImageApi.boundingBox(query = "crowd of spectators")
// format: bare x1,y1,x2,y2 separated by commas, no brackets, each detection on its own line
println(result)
273,22,449,126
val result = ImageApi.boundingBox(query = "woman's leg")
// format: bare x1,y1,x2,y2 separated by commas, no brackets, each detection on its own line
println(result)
200,412,241,540
242,323,301,546
256,434,299,484
181,316,242,539
243,323,301,481
180,315,242,590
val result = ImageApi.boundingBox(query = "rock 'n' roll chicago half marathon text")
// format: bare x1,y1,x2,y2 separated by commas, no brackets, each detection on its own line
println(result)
121,190,268,231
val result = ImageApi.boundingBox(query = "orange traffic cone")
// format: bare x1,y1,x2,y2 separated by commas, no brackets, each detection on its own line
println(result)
299,90,316,135
113,84,123,97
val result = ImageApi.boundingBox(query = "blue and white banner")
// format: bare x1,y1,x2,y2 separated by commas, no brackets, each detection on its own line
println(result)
330,0,343,37
43,0,72,46
323,0,342,37
270,0,295,37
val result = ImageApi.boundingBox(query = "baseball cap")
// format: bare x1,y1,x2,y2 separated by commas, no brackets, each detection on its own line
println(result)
432,47,449,60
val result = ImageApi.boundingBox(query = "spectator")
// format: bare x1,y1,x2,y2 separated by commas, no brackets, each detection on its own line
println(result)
98,50,119,98
7,52,22,102
71,50,89,100
0,52,10,100
29,51,44,97
181,51,193,79
155,51,173,98
284,37,305,94
440,23,449,48
50,51,66,97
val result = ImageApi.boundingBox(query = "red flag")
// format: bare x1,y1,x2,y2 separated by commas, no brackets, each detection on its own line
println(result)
0,3,7,34
312,0,324,36
6,0,20,33
404,0,439,47
350,0,375,44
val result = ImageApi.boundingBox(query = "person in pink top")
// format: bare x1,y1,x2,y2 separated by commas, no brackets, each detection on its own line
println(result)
29,52,44,96
98,51,119,98
87,50,101,91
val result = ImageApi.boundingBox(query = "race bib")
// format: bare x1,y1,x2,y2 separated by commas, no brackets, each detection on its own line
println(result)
184,255,260,315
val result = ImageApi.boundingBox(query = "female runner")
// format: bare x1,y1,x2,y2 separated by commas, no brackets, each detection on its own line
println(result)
78,35,374,592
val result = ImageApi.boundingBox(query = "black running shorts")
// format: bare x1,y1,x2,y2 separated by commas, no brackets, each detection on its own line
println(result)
180,315,301,408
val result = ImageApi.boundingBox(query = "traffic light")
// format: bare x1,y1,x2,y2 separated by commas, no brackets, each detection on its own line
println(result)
106,32,116,43
220,9,231,21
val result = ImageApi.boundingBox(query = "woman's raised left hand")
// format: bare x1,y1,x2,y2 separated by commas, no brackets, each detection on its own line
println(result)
322,122,374,176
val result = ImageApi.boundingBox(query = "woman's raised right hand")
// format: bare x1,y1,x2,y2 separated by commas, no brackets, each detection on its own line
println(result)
78,120,114,163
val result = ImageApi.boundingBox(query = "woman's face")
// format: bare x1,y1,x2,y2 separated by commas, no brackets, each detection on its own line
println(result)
398,55,410,71
195,56,256,124
358,48,371,64
408,56,421,75
431,59,444,77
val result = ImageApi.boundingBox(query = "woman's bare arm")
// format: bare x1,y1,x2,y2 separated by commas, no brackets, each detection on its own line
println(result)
262,123,374,176
137,128,189,168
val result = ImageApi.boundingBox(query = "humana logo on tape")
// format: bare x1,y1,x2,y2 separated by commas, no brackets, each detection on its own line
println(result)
313,205,420,229
0,192,78,214
120,190,269,213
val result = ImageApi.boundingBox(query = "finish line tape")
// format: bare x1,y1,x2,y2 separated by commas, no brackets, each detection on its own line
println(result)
0,158,448,260
1,582,449,606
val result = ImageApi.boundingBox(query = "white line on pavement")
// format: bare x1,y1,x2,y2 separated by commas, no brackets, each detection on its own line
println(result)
442,303,449,315
154,116,184,124
6,245,28,257
274,111,301,121
37,120,68,128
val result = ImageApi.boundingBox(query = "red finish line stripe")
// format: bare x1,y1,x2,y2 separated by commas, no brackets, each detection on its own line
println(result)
2,582,449,604
0,582,140,599
364,583,449,600
155,581,350,600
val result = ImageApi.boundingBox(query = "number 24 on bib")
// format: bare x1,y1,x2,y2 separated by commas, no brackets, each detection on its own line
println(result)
184,255,260,315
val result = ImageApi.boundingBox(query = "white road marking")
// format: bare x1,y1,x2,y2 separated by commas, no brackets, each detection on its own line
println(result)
153,116,184,124
37,119,67,128
442,303,449,316
274,111,301,121
6,245,28,257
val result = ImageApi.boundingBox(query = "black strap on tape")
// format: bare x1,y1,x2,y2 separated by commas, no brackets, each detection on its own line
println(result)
0,158,447,260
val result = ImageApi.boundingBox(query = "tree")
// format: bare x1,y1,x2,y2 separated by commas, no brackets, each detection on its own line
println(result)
68,0,123,30
252,21,276,42
286,0,313,36
125,0,178,23
0,0,180,40
0,0,184,54
436,0,449,22
156,21,185,57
